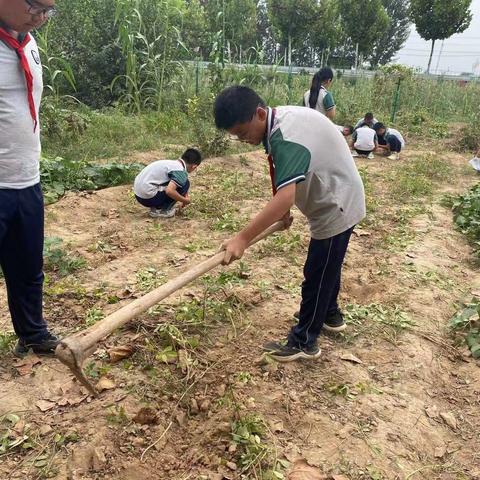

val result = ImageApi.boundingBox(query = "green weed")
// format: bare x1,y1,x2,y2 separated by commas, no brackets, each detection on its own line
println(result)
0,332,16,355
343,303,415,343
44,237,86,277
231,414,286,478
449,300,480,359
136,267,166,292
449,183,480,256
84,307,105,327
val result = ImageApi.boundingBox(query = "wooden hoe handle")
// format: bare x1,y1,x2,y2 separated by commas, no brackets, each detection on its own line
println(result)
56,221,286,396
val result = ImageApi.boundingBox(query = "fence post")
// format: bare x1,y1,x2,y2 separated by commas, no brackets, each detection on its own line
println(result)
287,63,293,103
195,57,200,96
390,77,402,123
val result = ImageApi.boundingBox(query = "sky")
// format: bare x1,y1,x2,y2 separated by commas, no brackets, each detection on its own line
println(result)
395,0,480,75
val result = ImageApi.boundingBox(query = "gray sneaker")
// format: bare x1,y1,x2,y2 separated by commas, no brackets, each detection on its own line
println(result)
149,207,176,219
263,339,321,363
14,333,60,358
293,310,347,332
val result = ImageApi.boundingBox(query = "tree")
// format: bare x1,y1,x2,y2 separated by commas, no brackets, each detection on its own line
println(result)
338,0,390,68
410,0,473,73
370,0,410,67
267,0,318,65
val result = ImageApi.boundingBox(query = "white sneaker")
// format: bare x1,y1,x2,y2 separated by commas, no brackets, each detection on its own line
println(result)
367,152,374,159
387,153,400,160
149,207,176,219
351,151,359,157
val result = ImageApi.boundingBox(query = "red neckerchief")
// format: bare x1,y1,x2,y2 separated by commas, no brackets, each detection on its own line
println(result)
265,107,277,195
0,28,38,132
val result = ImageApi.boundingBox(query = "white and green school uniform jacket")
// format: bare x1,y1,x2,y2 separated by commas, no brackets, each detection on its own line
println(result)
386,127,405,148
303,86,335,116
133,159,188,199
266,106,366,240
0,34,43,188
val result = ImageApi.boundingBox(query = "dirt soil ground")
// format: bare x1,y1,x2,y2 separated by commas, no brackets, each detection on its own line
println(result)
0,144,479,480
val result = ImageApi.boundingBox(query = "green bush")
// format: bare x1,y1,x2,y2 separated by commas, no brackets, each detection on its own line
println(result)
40,156,142,204
451,183,480,253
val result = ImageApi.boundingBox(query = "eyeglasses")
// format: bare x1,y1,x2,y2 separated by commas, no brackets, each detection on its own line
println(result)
24,0,58,18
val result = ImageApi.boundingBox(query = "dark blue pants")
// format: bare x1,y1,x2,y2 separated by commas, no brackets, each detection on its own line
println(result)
379,135,402,153
0,184,48,343
135,180,190,209
289,226,354,347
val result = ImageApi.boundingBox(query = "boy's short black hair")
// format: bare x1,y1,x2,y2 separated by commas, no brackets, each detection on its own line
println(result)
373,122,385,132
214,86,266,130
364,112,374,121
182,148,202,165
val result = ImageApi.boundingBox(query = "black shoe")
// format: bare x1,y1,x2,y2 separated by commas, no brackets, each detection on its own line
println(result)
293,310,347,333
263,339,321,363
14,333,60,358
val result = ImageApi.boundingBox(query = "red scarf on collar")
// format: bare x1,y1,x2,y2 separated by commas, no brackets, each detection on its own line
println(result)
267,108,277,195
0,27,38,132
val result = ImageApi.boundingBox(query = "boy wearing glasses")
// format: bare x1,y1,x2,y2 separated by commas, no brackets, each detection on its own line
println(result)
0,0,59,357
214,86,365,362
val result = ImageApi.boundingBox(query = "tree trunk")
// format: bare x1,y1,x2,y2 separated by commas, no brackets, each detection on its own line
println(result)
426,39,436,74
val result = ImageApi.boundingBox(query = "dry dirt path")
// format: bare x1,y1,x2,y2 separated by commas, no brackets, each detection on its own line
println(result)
0,146,479,480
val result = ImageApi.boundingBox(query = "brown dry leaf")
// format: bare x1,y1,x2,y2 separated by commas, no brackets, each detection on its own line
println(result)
425,405,439,419
339,353,363,364
440,411,457,430
96,377,116,392
353,229,371,237
36,399,56,412
13,354,41,376
288,459,327,480
133,407,158,425
108,345,135,363
178,349,189,374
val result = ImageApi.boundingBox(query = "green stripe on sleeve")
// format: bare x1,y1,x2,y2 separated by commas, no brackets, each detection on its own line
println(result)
270,129,311,190
169,170,188,188
323,91,335,111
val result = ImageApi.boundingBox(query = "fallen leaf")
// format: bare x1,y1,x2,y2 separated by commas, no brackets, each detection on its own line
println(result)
440,411,457,430
13,354,41,376
96,377,116,392
36,400,56,412
340,353,363,364
178,349,189,374
425,405,439,419
287,459,327,480
353,229,371,237
108,345,135,363
133,407,158,425
434,445,447,458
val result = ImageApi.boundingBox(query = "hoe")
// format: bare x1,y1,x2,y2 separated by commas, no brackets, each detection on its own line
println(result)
55,221,286,396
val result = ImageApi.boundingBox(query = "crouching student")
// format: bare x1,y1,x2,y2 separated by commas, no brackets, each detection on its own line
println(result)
351,124,378,158
354,112,378,130
134,148,202,218
336,125,354,138
373,122,405,160
214,86,366,363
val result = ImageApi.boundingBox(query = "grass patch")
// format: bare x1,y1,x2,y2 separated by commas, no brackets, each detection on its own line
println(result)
389,153,451,201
